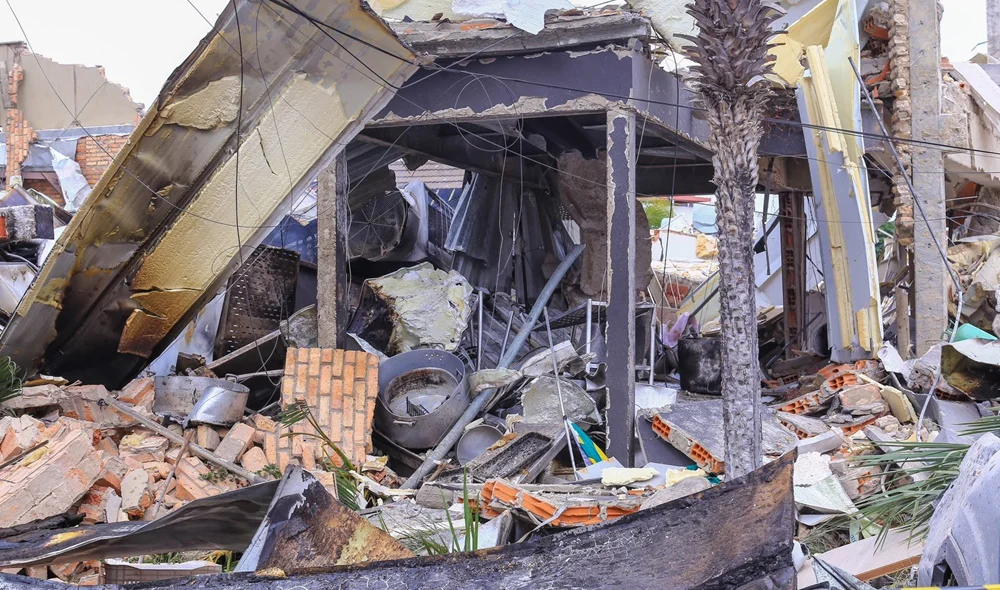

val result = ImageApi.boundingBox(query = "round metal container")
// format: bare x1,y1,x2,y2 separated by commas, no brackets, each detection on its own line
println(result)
376,349,470,450
456,423,506,465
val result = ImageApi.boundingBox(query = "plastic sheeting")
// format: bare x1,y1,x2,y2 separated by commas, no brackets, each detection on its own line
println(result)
49,147,92,211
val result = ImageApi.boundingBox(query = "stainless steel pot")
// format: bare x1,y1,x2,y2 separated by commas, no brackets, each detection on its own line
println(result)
375,349,470,450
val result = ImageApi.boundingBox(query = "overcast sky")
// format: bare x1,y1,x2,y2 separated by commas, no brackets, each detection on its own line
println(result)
0,0,988,109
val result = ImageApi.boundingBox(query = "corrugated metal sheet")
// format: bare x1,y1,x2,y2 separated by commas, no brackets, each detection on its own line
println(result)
0,0,416,386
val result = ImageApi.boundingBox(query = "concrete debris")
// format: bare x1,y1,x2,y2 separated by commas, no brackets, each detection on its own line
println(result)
651,398,797,474
368,263,474,354
600,467,658,486
793,452,857,515
838,384,886,415
520,375,602,426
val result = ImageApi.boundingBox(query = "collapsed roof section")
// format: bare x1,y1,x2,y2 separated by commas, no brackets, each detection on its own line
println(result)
0,0,416,386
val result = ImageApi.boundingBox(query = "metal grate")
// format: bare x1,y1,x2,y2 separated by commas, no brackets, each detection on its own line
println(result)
214,246,299,358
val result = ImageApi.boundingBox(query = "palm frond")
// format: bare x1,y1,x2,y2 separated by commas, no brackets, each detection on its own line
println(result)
0,357,22,404
279,401,355,471
851,414,1000,543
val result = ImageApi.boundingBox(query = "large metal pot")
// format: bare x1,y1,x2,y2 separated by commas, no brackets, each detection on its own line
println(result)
375,349,470,450
153,376,249,426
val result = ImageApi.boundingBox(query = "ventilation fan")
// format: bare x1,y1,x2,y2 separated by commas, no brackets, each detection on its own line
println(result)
348,190,408,261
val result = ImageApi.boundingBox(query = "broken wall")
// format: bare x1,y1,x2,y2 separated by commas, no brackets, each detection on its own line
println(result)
1,50,142,131
556,151,652,302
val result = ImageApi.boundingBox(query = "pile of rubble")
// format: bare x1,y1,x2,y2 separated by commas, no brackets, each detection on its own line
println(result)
2,245,997,587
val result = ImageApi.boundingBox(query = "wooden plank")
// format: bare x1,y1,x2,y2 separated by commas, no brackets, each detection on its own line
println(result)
816,529,924,581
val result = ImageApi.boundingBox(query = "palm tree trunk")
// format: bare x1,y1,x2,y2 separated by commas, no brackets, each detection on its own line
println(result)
707,98,764,478
679,0,778,478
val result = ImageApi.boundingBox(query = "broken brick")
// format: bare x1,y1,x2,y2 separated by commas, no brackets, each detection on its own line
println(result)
240,446,268,474
0,415,44,459
0,429,103,527
120,468,154,518
119,434,169,463
214,423,255,463
58,385,126,426
838,384,887,415
196,424,221,451
95,435,119,456
118,377,155,411
96,452,128,492
143,461,172,480
77,486,114,524
174,457,234,501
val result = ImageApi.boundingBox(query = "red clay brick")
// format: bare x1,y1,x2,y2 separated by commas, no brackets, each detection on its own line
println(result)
308,348,322,376
332,350,344,376
279,348,378,469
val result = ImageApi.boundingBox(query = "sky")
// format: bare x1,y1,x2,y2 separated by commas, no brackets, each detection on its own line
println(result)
0,0,990,110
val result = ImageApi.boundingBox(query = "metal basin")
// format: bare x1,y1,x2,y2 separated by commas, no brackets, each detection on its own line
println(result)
376,349,470,450
457,423,506,465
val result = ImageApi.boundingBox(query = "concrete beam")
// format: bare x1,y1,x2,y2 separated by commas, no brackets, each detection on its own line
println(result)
317,153,347,349
909,0,948,354
392,12,651,59
605,107,636,466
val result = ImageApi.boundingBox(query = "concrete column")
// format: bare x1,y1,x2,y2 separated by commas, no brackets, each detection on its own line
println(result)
605,107,636,466
990,0,1000,60
317,152,348,349
909,0,948,355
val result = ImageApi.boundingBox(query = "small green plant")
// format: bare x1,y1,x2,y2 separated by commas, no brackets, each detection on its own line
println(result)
445,471,479,553
256,464,281,479
279,402,361,511
386,470,480,555
199,467,232,484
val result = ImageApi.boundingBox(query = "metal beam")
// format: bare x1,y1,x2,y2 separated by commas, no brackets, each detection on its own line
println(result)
357,128,545,184
605,107,636,466
392,12,651,59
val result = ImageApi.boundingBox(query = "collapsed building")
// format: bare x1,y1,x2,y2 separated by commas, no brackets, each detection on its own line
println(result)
0,0,995,587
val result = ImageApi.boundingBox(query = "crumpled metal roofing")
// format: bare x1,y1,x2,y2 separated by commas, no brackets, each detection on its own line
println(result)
0,0,416,386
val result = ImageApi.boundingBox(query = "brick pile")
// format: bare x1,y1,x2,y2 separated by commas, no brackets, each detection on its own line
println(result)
0,347,383,584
